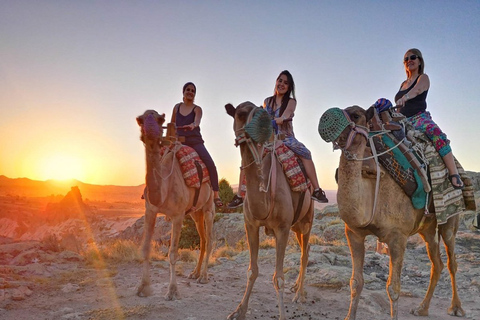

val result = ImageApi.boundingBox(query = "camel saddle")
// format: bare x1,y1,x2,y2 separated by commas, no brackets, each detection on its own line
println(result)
366,107,431,209
159,143,210,189
264,142,311,193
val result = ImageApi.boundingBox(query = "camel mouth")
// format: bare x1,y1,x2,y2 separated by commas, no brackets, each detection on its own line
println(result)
318,107,351,143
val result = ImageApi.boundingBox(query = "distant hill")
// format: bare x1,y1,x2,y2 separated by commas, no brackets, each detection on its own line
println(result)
0,175,145,203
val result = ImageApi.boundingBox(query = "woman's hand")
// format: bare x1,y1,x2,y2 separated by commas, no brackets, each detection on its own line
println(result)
396,93,409,107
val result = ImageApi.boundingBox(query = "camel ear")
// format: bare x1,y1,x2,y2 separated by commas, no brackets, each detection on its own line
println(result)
365,106,375,122
136,116,144,126
158,113,166,125
225,103,236,118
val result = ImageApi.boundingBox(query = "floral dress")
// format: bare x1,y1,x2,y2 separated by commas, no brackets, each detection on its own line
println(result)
264,101,312,160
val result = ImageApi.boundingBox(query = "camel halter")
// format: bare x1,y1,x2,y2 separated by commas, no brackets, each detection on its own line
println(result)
234,106,278,220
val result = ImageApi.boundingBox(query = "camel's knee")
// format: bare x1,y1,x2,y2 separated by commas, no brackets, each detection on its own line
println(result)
387,284,400,302
350,278,363,297
247,268,258,281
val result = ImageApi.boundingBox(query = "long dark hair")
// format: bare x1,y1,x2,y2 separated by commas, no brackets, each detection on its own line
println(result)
182,82,196,93
271,70,296,116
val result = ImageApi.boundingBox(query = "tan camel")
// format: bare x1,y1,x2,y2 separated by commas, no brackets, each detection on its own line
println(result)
319,105,464,320
225,102,314,320
136,110,215,300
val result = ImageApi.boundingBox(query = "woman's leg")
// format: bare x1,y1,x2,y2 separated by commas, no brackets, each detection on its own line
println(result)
227,170,245,208
299,157,328,203
410,112,463,188
190,144,222,203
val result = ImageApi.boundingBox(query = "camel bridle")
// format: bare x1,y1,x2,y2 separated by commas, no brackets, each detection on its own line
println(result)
234,106,279,220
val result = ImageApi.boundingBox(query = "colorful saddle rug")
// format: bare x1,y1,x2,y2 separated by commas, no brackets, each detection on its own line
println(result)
160,144,210,189
370,133,427,209
265,143,310,192
368,101,477,222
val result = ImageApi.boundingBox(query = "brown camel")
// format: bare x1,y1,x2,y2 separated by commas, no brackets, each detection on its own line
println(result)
225,102,314,320
319,105,465,320
136,110,215,300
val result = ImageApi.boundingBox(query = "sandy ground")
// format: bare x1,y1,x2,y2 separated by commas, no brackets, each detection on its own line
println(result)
1,247,479,320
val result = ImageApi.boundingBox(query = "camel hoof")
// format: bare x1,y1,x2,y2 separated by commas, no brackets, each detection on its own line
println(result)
196,275,209,284
188,272,200,280
164,288,180,301
136,284,153,297
410,306,428,316
227,309,246,320
448,306,466,317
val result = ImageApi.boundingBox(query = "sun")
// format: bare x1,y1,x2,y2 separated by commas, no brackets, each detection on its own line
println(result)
39,153,85,181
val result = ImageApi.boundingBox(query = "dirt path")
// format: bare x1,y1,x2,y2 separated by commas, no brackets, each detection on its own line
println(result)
2,249,479,320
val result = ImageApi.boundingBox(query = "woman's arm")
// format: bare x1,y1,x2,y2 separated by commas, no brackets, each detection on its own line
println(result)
275,99,296,124
171,104,178,124
191,106,203,129
396,74,430,106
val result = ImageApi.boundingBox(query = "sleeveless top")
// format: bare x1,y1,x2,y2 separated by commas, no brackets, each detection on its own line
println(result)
264,98,312,159
395,77,428,118
175,103,204,145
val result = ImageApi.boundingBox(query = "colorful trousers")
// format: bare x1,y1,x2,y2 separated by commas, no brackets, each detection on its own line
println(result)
407,111,451,157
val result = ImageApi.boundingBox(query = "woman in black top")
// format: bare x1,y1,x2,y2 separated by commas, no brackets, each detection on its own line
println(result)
171,82,223,207
395,48,464,189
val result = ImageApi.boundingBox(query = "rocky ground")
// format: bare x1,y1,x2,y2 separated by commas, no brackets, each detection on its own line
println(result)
1,195,479,320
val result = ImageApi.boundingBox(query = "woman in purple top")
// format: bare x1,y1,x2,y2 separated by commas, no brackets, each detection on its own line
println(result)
171,82,223,207
395,48,464,189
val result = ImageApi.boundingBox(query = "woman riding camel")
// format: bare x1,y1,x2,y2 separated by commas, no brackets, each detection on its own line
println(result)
228,70,328,208
171,82,223,207
395,48,464,189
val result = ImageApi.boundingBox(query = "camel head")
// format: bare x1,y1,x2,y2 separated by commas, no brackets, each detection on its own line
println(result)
225,101,273,146
319,105,373,150
136,110,166,144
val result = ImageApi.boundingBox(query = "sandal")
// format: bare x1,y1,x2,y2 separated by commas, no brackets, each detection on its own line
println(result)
214,197,223,207
448,174,465,190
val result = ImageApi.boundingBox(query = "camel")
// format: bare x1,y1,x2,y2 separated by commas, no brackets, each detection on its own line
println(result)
136,110,215,300
225,102,314,320
318,105,465,320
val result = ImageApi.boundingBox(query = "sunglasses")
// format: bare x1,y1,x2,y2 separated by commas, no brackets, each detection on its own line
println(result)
404,54,418,62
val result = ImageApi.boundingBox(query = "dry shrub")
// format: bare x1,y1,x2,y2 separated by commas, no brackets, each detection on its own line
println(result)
83,239,169,265
309,234,324,245
214,245,239,259
178,248,197,262
103,239,141,262
41,234,64,252
259,238,275,249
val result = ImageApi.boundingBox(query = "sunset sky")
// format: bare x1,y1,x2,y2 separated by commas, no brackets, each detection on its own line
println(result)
1,1,479,190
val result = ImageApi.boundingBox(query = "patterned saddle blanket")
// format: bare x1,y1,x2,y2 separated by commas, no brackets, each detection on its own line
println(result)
159,144,210,189
264,143,310,192
368,100,476,223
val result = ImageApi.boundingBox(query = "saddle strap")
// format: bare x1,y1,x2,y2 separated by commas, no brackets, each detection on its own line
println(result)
292,191,306,226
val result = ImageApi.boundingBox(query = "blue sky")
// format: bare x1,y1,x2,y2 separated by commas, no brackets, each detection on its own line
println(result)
1,1,479,189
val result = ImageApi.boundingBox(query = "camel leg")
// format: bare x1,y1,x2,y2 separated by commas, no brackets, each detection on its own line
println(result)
201,204,215,284
344,227,365,320
411,225,444,316
189,212,206,281
385,236,407,320
272,227,290,320
193,203,214,284
136,208,157,297
165,215,183,301
439,219,465,317
227,223,260,320
291,228,310,303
